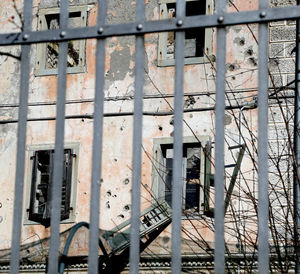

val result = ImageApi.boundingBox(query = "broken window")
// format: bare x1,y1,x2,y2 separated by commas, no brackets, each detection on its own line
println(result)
35,6,87,76
158,0,213,66
163,145,201,212
27,149,74,227
152,137,213,217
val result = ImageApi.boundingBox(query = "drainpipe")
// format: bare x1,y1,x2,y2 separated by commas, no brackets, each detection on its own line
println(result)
294,3,300,272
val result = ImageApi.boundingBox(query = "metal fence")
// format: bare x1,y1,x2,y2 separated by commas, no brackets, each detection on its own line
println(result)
0,0,300,273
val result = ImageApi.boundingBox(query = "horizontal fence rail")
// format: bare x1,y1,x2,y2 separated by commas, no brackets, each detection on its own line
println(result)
1,5,300,45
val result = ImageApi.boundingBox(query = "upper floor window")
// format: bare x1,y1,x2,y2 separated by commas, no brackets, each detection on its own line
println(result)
158,0,214,66
35,6,87,76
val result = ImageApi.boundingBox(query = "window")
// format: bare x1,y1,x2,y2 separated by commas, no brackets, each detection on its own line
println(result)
152,136,214,217
35,6,87,76
158,0,213,66
25,144,79,227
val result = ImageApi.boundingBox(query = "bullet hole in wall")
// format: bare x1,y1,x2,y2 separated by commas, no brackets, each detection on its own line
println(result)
169,117,174,125
227,63,236,71
248,57,257,66
239,38,245,46
124,204,130,211
113,194,117,198
123,178,130,185
114,158,118,162
158,125,163,131
118,214,125,219
106,201,110,209
184,95,196,108
246,48,254,56
0,216,3,223
162,235,170,243
107,190,112,197
0,202,2,208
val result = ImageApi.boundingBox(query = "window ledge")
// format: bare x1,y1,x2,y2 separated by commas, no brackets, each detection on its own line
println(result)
34,66,86,77
157,56,211,67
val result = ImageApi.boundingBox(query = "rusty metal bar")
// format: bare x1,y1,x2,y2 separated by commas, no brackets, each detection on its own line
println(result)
214,0,226,272
9,1,33,273
1,6,300,46
258,0,270,272
48,1,69,273
171,1,185,273
129,0,145,273
88,0,107,273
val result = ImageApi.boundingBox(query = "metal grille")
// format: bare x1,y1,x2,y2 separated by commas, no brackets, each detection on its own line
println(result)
0,0,300,273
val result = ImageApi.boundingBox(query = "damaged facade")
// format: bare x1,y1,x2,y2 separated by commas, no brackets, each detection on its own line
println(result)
0,0,298,272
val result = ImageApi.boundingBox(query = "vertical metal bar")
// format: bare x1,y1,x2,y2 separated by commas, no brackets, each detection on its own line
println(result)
295,0,300,272
88,0,107,272
214,0,226,273
171,1,185,273
48,1,69,273
258,0,269,272
129,0,145,273
9,1,33,273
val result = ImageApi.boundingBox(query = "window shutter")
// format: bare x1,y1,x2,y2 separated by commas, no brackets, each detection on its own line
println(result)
28,150,53,227
28,149,74,227
164,157,173,208
185,148,200,212
61,149,73,221
43,150,53,221
204,141,214,217
28,151,38,222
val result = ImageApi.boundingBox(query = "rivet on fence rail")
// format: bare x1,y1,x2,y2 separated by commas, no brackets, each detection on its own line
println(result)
136,24,143,31
176,20,183,27
217,16,224,23
97,27,104,34
23,34,29,41
60,31,66,38
260,11,267,18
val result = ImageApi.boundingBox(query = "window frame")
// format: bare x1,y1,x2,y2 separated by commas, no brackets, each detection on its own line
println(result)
35,6,87,76
152,136,209,218
157,0,214,67
24,143,79,226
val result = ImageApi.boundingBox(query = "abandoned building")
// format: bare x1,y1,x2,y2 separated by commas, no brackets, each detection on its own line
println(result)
0,0,299,273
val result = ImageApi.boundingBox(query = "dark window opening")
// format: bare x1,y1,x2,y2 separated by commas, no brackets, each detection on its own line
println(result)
185,151,200,210
162,143,201,213
166,0,206,58
28,149,73,227
45,12,81,69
